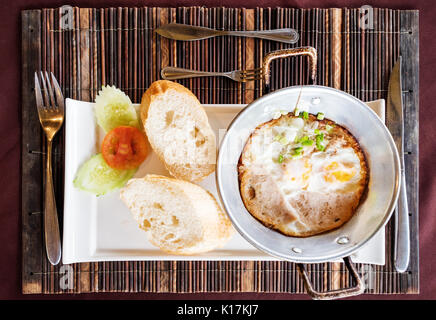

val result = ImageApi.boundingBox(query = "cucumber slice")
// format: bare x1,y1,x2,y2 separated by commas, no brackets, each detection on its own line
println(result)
73,154,136,196
95,85,139,132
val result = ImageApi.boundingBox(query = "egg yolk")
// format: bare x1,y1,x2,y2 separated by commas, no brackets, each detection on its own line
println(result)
323,161,356,182
324,162,339,170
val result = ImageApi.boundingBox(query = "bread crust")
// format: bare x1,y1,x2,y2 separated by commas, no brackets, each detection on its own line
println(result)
140,80,200,124
238,113,369,237
140,80,215,182
120,174,234,255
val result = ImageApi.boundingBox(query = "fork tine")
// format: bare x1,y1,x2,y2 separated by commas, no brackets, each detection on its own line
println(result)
51,72,64,113
240,75,263,82
240,71,263,77
39,71,51,108
34,73,44,111
44,71,57,109
238,69,264,81
239,67,263,75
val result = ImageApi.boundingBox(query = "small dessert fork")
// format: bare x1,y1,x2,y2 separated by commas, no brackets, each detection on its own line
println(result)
161,66,264,82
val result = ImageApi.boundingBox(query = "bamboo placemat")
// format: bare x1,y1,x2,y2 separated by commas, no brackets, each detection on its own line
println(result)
21,7,419,294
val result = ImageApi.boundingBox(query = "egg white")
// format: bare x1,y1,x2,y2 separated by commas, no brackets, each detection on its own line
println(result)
244,115,363,200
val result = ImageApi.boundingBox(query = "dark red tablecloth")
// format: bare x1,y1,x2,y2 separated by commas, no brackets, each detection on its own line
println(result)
1,0,434,300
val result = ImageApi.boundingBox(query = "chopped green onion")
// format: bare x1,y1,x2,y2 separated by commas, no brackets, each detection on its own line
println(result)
294,107,300,116
294,147,303,153
315,133,325,151
289,147,303,158
303,111,309,119
316,143,325,151
326,124,335,132
316,132,324,141
279,136,288,145
317,112,325,120
298,136,313,146
316,141,325,151
302,139,314,146
278,154,284,163
274,134,288,145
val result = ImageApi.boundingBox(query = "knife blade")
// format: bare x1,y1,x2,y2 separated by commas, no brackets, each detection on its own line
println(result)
386,57,410,273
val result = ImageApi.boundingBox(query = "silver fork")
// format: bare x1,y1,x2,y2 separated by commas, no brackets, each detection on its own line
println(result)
161,66,264,82
34,71,64,266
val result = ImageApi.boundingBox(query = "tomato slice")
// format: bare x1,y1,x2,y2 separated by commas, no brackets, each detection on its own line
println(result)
101,126,148,170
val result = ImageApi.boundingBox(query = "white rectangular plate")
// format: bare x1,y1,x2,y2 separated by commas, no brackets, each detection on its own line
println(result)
63,99,385,264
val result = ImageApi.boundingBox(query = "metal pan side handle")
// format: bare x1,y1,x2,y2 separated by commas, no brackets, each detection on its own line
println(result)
297,257,365,300
262,46,317,91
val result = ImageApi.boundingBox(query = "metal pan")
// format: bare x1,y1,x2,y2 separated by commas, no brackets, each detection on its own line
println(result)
216,47,401,299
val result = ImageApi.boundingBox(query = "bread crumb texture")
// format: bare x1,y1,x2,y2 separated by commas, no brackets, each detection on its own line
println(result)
140,81,216,182
120,174,234,255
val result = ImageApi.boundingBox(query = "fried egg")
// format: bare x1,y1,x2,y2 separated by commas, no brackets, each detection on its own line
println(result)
238,112,368,237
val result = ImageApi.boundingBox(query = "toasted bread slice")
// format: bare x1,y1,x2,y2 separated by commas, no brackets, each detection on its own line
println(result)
120,174,234,255
140,80,216,182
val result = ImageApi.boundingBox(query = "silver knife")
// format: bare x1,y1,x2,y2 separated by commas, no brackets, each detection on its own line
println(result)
386,57,410,273
155,23,299,44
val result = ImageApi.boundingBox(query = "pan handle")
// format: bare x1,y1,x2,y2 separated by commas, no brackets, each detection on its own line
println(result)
297,257,365,300
262,46,318,92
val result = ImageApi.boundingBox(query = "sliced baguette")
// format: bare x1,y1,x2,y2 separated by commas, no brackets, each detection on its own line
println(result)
120,174,234,255
140,80,216,182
